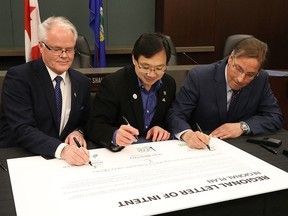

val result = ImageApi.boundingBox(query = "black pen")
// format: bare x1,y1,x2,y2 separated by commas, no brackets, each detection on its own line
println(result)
122,116,139,140
0,161,8,172
73,137,92,166
196,123,211,151
259,144,278,154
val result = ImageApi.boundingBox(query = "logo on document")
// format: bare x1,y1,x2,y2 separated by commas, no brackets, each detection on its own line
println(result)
136,146,156,153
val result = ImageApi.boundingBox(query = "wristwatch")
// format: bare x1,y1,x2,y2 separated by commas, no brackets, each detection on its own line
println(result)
240,121,249,134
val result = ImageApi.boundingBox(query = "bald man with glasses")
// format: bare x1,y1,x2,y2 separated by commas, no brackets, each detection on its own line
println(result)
87,33,176,151
166,37,283,149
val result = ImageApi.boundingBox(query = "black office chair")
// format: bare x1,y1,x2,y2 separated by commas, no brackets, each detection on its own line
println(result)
72,34,93,68
165,35,178,65
223,34,254,57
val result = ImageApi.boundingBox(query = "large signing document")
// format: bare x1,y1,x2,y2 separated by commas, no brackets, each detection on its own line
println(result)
8,138,288,216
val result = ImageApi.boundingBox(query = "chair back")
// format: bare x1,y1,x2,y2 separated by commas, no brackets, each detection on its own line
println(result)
72,34,92,68
223,34,254,57
165,35,178,65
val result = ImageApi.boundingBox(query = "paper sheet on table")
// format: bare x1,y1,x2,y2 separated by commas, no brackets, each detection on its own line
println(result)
8,138,288,216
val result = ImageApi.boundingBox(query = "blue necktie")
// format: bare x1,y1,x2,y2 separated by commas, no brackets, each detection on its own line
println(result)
54,76,63,130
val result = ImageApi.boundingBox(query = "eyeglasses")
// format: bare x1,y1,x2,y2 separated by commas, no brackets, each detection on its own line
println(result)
136,61,166,75
231,56,258,79
41,41,76,56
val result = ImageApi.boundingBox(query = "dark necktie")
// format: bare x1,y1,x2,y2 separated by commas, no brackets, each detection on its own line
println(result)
54,76,63,130
228,90,240,114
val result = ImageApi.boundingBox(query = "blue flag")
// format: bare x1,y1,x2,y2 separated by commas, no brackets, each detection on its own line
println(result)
89,0,106,67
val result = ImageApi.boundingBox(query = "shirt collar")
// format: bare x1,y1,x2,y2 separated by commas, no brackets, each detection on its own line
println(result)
137,77,163,92
46,67,68,85
225,63,232,93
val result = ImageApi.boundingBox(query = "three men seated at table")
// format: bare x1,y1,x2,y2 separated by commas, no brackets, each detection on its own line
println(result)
0,16,283,165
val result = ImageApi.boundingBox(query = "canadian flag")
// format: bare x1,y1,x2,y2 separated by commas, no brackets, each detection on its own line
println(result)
24,0,41,62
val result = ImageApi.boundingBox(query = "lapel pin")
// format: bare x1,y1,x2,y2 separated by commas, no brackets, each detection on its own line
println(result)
133,94,137,99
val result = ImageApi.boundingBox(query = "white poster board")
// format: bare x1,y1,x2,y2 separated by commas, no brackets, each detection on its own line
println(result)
8,138,288,216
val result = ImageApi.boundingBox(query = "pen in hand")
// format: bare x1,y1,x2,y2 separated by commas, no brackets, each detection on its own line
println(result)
0,161,8,172
196,123,211,151
122,116,139,141
73,137,92,166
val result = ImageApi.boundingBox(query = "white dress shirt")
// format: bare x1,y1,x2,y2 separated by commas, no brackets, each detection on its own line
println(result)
47,67,71,158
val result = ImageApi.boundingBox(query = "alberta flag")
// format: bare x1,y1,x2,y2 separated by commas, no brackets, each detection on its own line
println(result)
24,0,41,62
89,0,106,67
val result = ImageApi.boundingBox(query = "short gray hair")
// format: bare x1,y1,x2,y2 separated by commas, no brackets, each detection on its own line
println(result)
38,16,78,43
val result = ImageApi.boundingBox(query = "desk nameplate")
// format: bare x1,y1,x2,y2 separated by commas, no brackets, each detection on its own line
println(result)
84,73,111,93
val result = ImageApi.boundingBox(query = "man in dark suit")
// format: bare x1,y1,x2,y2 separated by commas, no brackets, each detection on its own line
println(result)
87,33,176,151
166,37,283,149
0,16,91,165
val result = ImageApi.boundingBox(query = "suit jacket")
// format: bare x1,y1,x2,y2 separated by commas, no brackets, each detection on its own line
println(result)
0,58,91,157
166,58,283,135
87,65,176,151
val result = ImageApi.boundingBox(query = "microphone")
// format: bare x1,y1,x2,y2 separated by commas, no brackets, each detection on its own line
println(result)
182,52,199,65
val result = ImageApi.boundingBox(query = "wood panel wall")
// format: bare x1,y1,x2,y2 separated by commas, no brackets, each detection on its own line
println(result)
155,0,288,69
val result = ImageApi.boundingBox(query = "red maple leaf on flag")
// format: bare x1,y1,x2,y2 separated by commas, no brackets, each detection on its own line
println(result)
24,0,41,62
